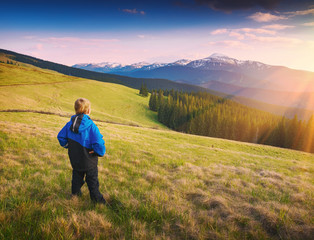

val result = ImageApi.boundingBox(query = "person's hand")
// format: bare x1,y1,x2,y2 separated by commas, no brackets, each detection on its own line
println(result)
89,150,94,154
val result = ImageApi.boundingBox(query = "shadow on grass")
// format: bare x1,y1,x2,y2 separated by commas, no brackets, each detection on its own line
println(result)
106,195,126,214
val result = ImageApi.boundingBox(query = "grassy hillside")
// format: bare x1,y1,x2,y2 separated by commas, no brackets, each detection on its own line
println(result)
0,62,313,239
1,112,313,239
0,63,163,128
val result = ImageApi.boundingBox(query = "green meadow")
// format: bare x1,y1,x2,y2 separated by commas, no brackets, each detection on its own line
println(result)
0,62,313,239
0,62,163,128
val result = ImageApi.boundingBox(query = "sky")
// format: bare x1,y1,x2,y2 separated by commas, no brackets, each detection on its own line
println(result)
0,0,314,71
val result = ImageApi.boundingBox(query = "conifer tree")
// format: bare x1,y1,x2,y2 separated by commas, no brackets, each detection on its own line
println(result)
302,115,314,153
139,83,148,97
139,83,143,95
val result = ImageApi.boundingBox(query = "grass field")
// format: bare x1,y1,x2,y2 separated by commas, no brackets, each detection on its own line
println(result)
0,63,163,128
0,62,313,239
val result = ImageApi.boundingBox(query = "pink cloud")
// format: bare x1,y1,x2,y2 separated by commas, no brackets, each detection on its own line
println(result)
39,37,119,48
248,12,287,22
262,24,294,30
245,33,302,44
286,8,314,16
208,40,252,49
229,32,244,40
210,28,228,35
302,22,314,27
237,28,276,35
211,27,276,36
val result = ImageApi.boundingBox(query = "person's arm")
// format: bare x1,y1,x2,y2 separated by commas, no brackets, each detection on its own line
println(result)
57,124,69,148
91,124,106,156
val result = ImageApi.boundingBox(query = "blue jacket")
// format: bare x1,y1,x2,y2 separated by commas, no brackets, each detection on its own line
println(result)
57,114,105,171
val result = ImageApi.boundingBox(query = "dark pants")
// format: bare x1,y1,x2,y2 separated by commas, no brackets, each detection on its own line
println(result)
71,167,105,203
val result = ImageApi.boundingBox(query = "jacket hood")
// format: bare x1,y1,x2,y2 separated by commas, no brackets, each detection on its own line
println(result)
70,114,92,133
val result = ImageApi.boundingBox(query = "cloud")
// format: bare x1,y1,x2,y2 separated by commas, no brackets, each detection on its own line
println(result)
40,37,119,44
245,33,302,44
122,8,145,15
229,32,245,40
194,0,281,11
262,24,294,30
207,40,252,49
237,28,276,34
211,27,276,36
209,25,303,47
248,12,287,22
38,37,119,49
302,22,314,27
248,8,314,23
211,28,228,35
137,35,156,40
286,8,314,16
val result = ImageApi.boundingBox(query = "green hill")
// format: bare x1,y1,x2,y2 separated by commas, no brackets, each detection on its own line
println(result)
0,62,313,239
0,62,163,128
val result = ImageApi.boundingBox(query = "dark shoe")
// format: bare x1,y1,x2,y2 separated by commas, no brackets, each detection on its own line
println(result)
72,190,82,197
92,196,107,205
99,197,107,205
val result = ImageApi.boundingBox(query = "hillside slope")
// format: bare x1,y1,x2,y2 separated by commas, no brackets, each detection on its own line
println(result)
0,61,313,239
0,111,313,240
0,62,163,128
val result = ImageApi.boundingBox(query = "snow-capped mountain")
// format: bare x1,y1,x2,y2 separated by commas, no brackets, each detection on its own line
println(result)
73,53,271,73
72,62,124,72
167,59,192,66
73,54,314,92
185,53,271,72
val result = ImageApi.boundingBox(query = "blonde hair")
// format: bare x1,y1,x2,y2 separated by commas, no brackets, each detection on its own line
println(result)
74,98,91,114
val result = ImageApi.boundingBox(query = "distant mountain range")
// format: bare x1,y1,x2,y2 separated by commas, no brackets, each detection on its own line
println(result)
73,53,314,110
73,53,314,93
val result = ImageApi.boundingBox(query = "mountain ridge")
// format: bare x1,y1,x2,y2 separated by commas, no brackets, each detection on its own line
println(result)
73,53,314,93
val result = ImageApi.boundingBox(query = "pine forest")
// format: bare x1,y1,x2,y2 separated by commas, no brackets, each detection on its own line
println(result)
149,89,314,153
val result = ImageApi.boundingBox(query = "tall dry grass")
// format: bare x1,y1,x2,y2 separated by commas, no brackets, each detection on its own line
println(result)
0,112,313,239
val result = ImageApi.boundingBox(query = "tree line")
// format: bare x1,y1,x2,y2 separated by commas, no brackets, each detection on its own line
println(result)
149,89,314,153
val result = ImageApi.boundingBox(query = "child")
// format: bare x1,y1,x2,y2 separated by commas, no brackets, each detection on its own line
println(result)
57,98,106,204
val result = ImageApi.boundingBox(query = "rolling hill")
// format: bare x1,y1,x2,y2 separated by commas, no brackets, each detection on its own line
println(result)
0,63,164,128
0,59,313,239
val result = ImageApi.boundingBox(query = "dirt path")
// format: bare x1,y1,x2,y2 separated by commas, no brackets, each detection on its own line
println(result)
0,79,88,88
0,109,145,128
